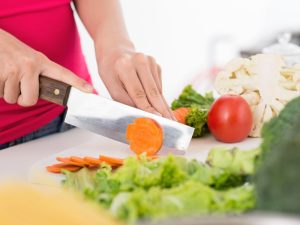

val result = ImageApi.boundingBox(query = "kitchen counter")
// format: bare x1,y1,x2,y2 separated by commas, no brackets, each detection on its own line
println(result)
0,128,97,181
0,128,261,182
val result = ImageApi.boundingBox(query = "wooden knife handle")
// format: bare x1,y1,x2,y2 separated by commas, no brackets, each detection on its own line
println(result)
39,76,71,106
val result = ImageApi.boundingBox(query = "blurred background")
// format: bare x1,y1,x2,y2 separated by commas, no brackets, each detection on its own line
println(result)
75,0,300,102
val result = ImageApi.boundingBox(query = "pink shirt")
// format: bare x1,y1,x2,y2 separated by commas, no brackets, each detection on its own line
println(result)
0,0,91,144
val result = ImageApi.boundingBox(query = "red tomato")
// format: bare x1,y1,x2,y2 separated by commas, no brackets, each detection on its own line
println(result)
208,95,253,143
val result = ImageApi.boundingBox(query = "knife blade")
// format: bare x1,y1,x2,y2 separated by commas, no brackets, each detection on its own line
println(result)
39,76,194,151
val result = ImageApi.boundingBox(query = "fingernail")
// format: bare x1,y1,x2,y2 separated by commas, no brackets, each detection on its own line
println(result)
84,83,94,92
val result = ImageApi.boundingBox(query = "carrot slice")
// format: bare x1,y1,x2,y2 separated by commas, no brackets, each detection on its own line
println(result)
126,118,163,156
70,156,89,166
46,166,62,173
46,163,81,173
84,157,102,166
56,157,84,167
172,107,190,124
99,155,123,165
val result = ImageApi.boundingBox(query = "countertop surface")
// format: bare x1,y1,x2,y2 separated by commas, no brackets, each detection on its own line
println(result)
0,128,261,182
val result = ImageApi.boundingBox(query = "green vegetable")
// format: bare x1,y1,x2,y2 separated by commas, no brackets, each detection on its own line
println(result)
171,85,214,110
258,96,300,165
207,147,261,175
185,105,209,137
171,85,214,137
63,148,258,223
110,181,254,222
255,96,300,214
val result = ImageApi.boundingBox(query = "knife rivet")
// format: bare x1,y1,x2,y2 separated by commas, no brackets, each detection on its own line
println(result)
54,89,60,96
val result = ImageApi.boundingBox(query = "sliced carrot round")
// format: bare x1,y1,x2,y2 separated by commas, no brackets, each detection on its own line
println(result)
46,163,81,173
70,156,89,166
84,157,102,166
126,118,163,156
56,157,83,167
99,155,124,166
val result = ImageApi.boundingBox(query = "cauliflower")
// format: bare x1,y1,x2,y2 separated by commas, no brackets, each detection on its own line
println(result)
214,54,300,137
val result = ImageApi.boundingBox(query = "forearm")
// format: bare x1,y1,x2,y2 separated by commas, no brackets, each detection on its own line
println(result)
73,0,173,119
73,0,135,57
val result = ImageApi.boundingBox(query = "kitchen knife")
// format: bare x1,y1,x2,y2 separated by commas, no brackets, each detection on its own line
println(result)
39,76,194,151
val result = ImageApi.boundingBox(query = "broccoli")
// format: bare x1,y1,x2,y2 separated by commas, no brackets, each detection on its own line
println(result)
258,96,300,165
185,105,209,137
254,96,300,214
171,85,214,110
171,85,214,137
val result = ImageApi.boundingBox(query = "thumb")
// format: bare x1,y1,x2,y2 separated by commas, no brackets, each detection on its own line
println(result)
41,59,94,93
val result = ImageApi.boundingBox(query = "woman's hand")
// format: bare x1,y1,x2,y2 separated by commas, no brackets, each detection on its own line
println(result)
98,48,175,120
0,29,93,107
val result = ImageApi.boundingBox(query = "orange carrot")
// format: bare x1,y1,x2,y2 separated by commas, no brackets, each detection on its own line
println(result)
56,157,84,167
99,155,124,166
70,156,89,166
172,107,190,124
126,118,163,156
47,153,162,174
84,157,102,166
46,163,81,173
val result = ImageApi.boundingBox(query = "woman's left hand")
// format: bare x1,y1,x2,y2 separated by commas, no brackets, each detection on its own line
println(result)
97,48,175,120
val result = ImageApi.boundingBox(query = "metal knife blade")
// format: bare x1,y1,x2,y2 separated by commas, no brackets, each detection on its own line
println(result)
39,76,194,151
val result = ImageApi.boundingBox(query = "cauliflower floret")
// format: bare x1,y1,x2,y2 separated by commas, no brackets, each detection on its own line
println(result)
215,54,300,137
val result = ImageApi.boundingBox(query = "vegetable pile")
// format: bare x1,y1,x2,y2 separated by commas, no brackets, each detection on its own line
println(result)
214,54,300,137
62,147,260,223
171,85,214,137
52,96,300,223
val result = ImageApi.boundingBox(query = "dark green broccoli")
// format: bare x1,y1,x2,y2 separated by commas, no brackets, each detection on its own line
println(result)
171,85,214,110
171,85,214,137
258,96,300,165
255,96,300,214
185,105,209,137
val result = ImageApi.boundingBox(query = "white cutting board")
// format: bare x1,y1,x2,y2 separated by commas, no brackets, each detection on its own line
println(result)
28,135,261,187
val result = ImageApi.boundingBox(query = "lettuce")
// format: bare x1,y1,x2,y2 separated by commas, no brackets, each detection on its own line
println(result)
63,150,258,222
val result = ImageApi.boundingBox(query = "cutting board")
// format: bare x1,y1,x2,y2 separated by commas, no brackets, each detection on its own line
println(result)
28,135,261,187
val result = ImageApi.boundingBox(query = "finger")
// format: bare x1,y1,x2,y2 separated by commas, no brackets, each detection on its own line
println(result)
116,60,160,115
42,60,94,93
162,96,176,121
0,79,4,97
147,59,176,120
110,86,136,107
4,75,20,104
148,57,162,93
17,73,39,107
157,64,162,91
134,57,174,119
100,70,135,107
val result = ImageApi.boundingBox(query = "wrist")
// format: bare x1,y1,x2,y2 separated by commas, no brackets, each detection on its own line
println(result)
95,40,135,66
95,38,135,58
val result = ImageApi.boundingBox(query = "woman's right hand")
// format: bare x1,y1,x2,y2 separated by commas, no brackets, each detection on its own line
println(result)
0,29,94,107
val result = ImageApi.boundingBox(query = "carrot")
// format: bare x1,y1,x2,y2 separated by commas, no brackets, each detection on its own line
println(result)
70,156,89,166
126,118,163,156
56,157,84,167
99,155,123,166
47,153,161,174
46,166,62,173
46,163,81,173
84,157,102,166
172,107,190,124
